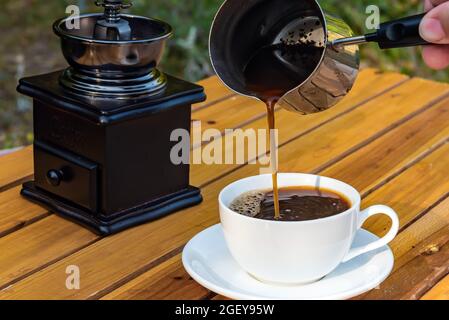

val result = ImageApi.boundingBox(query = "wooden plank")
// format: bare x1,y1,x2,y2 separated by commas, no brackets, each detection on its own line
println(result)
102,255,210,300
361,225,449,300
0,146,33,191
0,215,98,291
0,187,49,237
0,77,445,300
391,197,449,271
105,95,449,300
193,76,235,111
422,274,449,300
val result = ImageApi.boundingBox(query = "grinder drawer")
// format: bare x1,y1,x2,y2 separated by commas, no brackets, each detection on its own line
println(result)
34,141,99,212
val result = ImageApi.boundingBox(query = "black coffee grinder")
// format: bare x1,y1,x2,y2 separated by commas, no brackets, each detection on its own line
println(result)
18,0,206,235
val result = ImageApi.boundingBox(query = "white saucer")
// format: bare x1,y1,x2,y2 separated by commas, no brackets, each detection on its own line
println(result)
182,224,394,300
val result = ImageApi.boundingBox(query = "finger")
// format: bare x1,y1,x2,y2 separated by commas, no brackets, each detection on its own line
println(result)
420,16,447,43
420,2,449,44
422,45,449,69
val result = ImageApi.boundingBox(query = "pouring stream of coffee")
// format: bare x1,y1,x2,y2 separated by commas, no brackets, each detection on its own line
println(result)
243,35,324,219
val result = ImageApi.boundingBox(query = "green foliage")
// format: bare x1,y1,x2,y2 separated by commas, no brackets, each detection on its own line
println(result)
132,0,223,80
0,0,448,149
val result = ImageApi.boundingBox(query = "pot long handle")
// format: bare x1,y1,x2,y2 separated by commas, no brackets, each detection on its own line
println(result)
331,13,431,49
367,13,429,49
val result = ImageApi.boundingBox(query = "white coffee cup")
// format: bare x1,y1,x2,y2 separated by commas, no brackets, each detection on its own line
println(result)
219,173,399,285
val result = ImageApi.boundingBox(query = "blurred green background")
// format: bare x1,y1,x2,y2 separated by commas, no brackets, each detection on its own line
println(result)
0,0,448,149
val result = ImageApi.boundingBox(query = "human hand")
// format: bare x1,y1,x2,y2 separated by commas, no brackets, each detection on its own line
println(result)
419,0,449,69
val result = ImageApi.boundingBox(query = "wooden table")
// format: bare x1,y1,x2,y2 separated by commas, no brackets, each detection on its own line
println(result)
1,69,449,300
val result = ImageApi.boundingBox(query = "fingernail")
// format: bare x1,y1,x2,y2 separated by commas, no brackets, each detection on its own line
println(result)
421,18,446,42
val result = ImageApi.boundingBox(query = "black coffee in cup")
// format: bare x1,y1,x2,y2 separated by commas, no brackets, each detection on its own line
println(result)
230,187,351,222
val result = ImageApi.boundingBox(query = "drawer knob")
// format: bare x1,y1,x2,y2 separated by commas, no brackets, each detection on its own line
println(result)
46,169,64,187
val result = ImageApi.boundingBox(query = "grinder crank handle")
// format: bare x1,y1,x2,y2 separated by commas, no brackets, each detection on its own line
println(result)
331,13,433,49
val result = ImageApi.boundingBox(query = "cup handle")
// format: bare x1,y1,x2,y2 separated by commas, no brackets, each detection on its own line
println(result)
342,205,399,263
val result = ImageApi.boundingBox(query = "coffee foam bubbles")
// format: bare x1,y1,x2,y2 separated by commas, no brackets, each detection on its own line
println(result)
229,190,266,217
